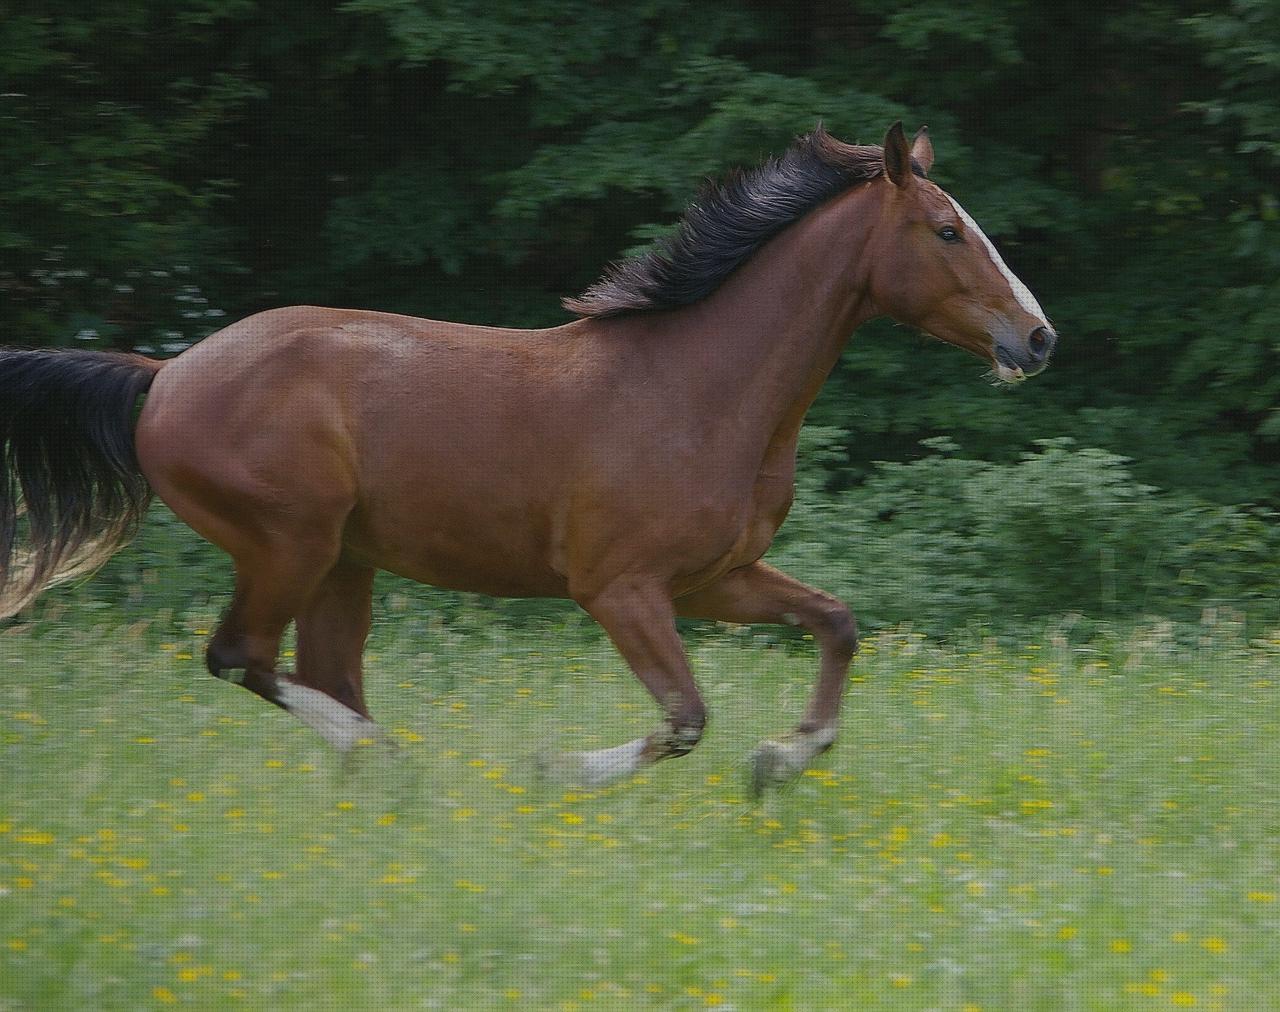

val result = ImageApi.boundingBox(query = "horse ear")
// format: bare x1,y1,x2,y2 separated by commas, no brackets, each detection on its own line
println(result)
883,122,914,188
911,126,934,175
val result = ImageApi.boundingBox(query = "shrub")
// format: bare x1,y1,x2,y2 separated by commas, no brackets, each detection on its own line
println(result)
772,432,1280,633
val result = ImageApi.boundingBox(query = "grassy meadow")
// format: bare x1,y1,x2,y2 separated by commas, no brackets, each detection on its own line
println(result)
3,580,1280,1009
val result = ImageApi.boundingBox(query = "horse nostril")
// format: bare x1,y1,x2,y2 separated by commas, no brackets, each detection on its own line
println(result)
1027,326,1055,362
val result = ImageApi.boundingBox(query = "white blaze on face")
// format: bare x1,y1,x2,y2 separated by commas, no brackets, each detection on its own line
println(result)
944,194,1048,325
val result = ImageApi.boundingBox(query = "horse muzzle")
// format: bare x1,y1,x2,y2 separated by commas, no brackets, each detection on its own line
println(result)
994,325,1056,381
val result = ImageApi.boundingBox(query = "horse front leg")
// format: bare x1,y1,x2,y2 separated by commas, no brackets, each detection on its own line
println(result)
675,560,858,794
544,577,708,787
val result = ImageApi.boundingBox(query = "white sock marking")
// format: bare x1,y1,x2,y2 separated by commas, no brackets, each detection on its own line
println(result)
759,726,838,775
807,725,838,749
944,194,1047,323
575,738,647,786
276,681,378,752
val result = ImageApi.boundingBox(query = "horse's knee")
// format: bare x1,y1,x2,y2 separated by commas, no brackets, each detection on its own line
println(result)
815,596,858,657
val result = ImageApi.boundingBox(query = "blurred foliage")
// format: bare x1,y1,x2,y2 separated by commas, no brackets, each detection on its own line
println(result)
774,430,1280,634
3,0,1280,630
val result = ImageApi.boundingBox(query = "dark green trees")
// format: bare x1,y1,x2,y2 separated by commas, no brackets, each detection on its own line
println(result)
5,1,1279,626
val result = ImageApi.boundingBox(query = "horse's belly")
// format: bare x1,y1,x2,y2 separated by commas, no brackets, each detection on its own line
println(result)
342,500,568,599
376,552,568,599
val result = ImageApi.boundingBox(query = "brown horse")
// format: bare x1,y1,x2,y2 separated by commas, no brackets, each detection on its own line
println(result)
0,124,1054,790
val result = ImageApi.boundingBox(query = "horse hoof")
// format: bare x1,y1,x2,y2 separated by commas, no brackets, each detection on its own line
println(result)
749,741,785,797
337,737,419,805
534,750,583,785
338,728,397,775
749,726,838,796
748,738,809,796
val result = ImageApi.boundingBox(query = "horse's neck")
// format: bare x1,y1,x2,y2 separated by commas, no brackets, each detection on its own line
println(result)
658,183,882,452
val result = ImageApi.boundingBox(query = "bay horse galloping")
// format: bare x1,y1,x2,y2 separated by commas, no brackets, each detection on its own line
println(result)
0,124,1054,791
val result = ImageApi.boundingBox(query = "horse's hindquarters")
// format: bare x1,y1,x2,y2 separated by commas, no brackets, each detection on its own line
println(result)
135,315,580,601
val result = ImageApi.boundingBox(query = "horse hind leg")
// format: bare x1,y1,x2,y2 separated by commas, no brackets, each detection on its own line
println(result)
205,579,294,702
204,542,377,752
281,559,384,753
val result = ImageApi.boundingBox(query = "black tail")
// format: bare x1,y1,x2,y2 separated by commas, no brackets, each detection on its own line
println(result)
0,348,162,617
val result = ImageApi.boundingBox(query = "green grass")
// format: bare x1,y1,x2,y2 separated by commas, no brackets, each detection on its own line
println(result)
3,605,1280,1009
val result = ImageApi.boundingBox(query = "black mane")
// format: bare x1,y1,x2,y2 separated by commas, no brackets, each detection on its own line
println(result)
563,127,909,319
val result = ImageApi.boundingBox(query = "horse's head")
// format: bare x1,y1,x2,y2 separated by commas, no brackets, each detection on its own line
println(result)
868,123,1056,382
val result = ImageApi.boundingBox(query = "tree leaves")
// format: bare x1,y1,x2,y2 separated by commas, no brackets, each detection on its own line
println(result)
6,0,1280,513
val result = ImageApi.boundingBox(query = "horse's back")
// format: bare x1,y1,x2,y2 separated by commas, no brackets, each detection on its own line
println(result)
138,304,581,459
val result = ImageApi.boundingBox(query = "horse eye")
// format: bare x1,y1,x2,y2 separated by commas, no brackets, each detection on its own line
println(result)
938,226,960,243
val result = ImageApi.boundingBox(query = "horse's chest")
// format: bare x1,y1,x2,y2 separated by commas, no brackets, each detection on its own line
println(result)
679,471,794,591
739,472,795,555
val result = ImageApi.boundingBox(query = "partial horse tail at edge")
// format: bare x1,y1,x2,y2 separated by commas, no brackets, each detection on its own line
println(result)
0,348,164,618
